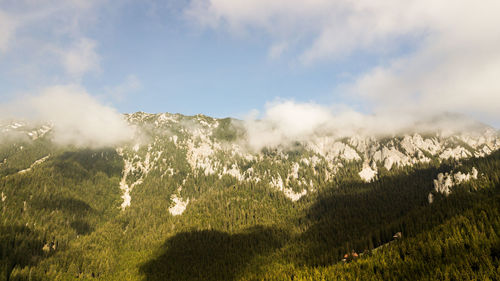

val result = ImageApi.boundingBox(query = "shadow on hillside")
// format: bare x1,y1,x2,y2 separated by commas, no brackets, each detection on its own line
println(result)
30,196,95,235
54,148,122,178
293,164,487,267
30,196,94,214
141,152,500,276
70,219,94,235
139,226,287,281
0,225,51,279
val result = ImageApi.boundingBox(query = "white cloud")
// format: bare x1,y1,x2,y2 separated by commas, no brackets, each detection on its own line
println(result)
187,0,500,124
0,0,103,79
186,0,419,61
105,75,142,102
243,100,490,150
0,10,17,52
1,85,134,148
58,38,101,79
244,100,332,149
349,20,500,119
268,42,288,59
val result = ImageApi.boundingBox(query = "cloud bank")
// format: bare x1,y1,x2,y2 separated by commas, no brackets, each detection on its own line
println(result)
1,85,134,148
187,0,500,125
243,100,491,151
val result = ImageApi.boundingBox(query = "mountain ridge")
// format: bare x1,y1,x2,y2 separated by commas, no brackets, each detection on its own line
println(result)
2,111,499,211
1,111,500,280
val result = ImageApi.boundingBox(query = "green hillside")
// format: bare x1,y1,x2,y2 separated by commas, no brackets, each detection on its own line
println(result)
0,113,499,280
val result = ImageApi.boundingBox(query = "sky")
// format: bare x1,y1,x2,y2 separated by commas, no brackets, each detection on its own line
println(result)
0,0,499,128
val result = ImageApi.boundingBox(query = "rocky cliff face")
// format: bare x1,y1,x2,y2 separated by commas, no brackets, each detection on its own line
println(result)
2,112,499,215
117,112,500,214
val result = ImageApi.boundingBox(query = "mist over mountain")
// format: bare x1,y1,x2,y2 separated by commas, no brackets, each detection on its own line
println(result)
0,86,134,148
1,109,500,280
2,109,499,203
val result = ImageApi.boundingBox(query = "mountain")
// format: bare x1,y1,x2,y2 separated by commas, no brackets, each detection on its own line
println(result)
1,112,500,280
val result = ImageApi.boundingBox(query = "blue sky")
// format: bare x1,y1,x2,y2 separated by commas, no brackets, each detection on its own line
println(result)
0,0,499,126
0,0,371,118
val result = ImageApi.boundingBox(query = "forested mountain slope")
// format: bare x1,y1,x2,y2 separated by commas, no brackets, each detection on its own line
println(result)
0,112,499,280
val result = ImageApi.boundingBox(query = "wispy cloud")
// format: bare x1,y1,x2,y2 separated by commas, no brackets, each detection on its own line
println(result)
57,37,101,79
0,1,140,148
0,9,17,52
187,0,500,125
268,42,288,59
104,75,142,102
0,0,104,80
